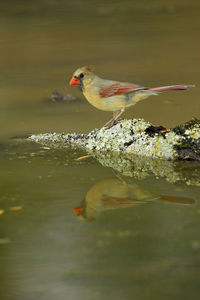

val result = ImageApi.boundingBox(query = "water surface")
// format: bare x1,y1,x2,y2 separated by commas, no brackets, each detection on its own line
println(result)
0,1,200,299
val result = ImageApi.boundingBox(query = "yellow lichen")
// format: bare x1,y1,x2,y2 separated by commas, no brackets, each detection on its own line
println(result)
190,133,197,139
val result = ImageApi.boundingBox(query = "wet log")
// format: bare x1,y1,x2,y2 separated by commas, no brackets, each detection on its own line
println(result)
29,118,200,161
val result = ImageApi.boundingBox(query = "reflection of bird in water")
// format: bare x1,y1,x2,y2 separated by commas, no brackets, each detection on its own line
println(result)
73,177,195,222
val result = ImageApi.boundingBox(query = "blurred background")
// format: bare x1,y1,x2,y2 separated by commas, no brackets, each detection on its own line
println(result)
0,1,200,300
0,0,199,140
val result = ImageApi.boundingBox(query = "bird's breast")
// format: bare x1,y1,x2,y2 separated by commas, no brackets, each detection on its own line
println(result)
83,89,128,112
83,86,152,112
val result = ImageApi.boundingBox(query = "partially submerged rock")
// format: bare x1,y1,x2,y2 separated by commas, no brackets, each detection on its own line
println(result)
29,118,200,161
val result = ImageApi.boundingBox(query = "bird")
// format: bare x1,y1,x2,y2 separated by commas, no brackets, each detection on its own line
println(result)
69,65,194,128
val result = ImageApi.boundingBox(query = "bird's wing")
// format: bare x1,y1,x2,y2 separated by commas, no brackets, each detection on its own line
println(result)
99,82,145,98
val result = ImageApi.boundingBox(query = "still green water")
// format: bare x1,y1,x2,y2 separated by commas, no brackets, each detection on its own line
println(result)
0,1,200,299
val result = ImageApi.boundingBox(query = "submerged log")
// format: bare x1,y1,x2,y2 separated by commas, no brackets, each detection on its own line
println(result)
29,118,200,161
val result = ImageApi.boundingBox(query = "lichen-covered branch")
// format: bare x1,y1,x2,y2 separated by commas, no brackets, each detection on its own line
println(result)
29,118,200,161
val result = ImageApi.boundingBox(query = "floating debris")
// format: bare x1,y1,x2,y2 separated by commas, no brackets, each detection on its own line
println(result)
75,154,91,161
45,90,80,102
10,206,23,211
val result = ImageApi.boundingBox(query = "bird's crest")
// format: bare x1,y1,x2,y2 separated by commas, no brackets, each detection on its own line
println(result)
82,65,94,71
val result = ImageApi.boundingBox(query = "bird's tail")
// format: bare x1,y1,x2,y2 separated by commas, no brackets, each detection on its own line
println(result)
149,84,195,93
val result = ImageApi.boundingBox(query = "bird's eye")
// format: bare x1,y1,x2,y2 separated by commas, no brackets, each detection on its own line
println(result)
79,73,84,78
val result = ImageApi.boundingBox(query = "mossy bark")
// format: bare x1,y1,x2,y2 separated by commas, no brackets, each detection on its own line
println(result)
29,118,200,161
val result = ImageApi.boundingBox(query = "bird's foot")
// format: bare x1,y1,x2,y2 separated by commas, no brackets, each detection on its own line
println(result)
102,119,114,128
106,118,125,129
106,119,118,129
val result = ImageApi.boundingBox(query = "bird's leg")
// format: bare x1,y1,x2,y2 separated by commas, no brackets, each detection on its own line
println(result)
108,108,125,127
102,111,118,128
102,108,125,129
112,170,127,185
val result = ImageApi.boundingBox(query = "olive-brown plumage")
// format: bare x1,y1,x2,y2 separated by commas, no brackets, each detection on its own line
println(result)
69,65,194,127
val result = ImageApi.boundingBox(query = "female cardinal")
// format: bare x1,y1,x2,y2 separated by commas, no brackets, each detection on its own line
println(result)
69,65,194,128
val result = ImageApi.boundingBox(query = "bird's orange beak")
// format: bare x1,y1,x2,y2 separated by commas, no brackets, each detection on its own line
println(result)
72,206,83,216
69,76,81,85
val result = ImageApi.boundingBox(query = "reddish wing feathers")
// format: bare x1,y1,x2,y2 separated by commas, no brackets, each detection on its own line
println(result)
99,83,194,98
99,82,144,98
